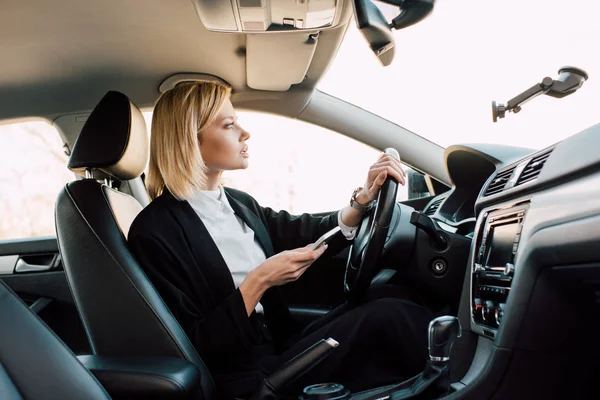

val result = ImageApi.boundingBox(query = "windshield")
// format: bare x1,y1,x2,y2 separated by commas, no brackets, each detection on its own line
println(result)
318,0,599,150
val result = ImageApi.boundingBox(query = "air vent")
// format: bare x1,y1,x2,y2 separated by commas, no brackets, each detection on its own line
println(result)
424,197,445,216
484,167,516,196
515,148,554,187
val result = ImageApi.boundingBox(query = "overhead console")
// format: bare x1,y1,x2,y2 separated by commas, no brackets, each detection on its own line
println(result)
470,202,528,337
190,0,352,91
192,0,345,33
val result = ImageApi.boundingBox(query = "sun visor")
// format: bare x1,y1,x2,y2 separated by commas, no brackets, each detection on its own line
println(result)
246,32,318,91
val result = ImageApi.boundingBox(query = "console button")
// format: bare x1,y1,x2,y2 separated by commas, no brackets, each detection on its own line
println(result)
474,263,485,274
472,298,483,321
494,308,501,326
497,303,506,324
482,300,495,324
504,263,515,277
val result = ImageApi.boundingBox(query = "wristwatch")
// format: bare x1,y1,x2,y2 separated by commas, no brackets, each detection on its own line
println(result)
350,187,376,213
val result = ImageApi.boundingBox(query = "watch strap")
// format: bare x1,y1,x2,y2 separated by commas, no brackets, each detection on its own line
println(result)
350,187,375,212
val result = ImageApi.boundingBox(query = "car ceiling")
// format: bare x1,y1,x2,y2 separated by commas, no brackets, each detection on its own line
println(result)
0,0,352,123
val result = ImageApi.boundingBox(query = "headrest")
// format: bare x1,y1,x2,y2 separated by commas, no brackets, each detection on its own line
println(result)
68,91,149,181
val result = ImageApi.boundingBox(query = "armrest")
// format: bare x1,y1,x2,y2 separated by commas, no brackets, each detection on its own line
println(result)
250,338,339,400
77,355,201,399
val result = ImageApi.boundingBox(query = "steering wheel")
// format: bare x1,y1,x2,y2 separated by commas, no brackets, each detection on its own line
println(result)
344,148,400,300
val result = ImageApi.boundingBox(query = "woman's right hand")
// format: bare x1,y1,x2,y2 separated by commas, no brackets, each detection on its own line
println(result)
239,244,327,315
253,244,328,288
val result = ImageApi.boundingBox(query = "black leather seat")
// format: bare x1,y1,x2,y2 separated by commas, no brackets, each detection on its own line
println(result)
55,91,215,399
0,280,110,400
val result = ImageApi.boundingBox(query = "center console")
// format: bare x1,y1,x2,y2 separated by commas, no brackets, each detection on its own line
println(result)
470,203,529,337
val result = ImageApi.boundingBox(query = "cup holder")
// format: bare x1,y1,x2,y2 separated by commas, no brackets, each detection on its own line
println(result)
299,383,351,400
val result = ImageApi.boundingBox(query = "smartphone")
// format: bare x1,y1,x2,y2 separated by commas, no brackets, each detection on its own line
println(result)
311,226,342,251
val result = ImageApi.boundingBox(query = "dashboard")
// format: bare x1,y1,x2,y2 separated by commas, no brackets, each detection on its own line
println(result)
423,144,534,235
419,124,600,398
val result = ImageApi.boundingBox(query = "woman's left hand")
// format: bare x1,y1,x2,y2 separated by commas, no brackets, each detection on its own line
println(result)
358,153,407,204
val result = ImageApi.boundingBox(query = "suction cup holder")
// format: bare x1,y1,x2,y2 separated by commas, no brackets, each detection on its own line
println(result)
492,66,588,122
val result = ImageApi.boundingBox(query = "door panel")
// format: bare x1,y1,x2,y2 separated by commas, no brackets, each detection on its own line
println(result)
0,237,91,355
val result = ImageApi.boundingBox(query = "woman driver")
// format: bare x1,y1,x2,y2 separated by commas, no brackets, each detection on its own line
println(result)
128,81,432,399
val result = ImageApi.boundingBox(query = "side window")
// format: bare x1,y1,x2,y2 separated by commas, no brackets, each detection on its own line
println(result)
0,121,73,240
222,112,428,214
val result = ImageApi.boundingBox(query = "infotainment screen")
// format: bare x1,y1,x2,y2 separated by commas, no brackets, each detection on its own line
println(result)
485,222,519,268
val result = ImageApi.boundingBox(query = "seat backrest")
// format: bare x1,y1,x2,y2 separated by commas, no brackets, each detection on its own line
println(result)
55,91,215,399
0,280,110,400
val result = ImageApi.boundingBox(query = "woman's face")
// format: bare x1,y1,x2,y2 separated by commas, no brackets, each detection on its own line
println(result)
200,99,251,172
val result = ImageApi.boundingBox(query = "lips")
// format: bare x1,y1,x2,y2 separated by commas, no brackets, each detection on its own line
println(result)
240,146,249,157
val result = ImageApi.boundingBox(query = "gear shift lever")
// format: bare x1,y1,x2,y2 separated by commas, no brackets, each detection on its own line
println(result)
428,316,461,362
367,316,461,400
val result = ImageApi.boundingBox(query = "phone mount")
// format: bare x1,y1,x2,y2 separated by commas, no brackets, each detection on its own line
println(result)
492,66,588,122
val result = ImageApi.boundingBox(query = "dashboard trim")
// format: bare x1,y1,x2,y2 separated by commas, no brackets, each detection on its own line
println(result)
469,197,532,339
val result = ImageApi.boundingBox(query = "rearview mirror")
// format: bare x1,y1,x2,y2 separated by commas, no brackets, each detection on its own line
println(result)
353,0,396,66
353,0,436,66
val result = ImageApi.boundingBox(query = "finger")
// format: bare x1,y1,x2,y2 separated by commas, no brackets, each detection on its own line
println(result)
369,170,387,192
296,244,328,264
377,155,406,178
289,247,325,263
377,153,401,164
383,162,405,185
370,160,403,179
373,160,405,176
386,155,406,177
289,244,316,258
315,243,328,257
369,166,405,186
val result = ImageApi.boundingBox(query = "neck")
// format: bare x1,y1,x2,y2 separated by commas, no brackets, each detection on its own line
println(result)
204,170,223,191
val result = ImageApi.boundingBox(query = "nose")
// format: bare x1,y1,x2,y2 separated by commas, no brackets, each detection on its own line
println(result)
240,127,251,141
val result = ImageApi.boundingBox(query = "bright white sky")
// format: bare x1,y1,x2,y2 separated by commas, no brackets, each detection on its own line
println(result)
318,0,600,150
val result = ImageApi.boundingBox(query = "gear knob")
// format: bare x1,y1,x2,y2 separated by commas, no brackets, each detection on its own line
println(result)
428,316,461,362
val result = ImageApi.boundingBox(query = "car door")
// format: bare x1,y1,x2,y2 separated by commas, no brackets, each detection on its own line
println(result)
0,121,90,355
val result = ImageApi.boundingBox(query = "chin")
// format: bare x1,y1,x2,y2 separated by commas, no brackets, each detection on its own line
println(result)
228,161,249,170
239,157,250,169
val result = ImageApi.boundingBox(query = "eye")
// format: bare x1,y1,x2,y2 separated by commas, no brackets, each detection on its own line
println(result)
225,123,234,129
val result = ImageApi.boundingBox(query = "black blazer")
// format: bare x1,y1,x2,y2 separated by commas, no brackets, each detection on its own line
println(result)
128,187,346,394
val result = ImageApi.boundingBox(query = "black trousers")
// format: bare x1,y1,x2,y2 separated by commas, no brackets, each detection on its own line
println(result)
262,290,434,397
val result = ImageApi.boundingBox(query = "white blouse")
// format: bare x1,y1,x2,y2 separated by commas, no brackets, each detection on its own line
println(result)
187,186,357,314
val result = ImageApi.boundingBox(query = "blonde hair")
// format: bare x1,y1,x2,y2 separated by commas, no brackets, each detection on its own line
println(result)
147,81,232,201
